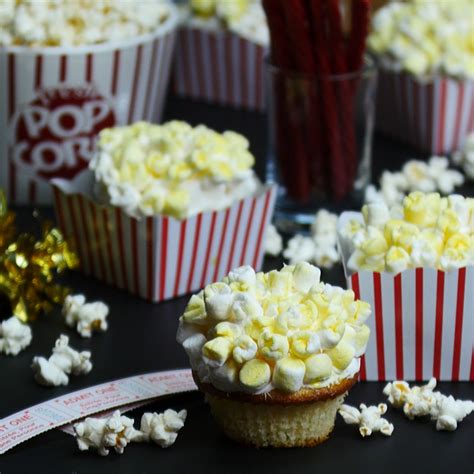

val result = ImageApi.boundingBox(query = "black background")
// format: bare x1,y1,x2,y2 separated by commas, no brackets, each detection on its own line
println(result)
0,97,473,474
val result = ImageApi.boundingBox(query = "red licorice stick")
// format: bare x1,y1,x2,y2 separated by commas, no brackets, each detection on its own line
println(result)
348,0,370,73
309,0,349,200
262,0,292,69
326,0,359,194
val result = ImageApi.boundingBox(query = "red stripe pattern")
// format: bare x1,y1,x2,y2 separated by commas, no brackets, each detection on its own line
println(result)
52,181,276,303
173,27,266,111
2,27,176,205
344,265,473,382
376,70,474,154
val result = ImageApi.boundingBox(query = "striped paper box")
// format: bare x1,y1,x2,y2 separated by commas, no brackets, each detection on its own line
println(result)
52,174,277,303
0,8,178,205
172,26,266,111
376,69,474,154
338,212,474,382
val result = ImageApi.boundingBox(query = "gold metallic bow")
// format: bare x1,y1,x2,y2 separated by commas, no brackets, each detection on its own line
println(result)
0,190,79,322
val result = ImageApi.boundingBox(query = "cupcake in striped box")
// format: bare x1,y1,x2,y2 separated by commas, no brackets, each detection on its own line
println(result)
52,121,276,302
337,192,474,382
177,263,372,447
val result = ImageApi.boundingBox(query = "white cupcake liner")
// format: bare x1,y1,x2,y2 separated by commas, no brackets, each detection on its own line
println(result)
172,26,266,111
338,211,474,381
376,69,474,155
52,174,277,302
0,7,178,204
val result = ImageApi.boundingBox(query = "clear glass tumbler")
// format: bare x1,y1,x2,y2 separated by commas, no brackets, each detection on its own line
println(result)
266,57,377,230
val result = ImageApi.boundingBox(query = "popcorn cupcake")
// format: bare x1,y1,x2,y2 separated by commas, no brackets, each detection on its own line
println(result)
177,263,372,447
337,192,474,382
173,0,268,110
369,1,474,154
0,0,178,204
52,121,276,302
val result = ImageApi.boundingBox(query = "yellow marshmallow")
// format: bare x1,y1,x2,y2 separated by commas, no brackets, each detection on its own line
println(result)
326,340,355,371
272,357,306,392
182,294,207,325
354,325,371,357
213,322,242,339
239,359,271,392
304,354,333,383
202,337,232,367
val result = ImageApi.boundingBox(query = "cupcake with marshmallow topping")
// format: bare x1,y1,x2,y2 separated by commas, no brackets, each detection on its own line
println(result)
176,263,371,447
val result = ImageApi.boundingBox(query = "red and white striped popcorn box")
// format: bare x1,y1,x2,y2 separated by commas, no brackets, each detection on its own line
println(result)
172,26,266,111
376,69,474,154
338,212,474,382
51,174,277,303
0,8,178,205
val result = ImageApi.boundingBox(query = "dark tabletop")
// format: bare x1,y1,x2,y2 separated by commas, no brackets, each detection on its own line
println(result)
0,97,473,474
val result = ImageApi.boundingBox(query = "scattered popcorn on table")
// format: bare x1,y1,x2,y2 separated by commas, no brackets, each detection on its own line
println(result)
74,410,136,456
339,403,394,437
90,121,260,219
282,209,341,268
74,409,187,456
133,410,187,448
62,294,109,338
384,378,474,431
263,224,283,257
365,156,465,207
452,134,474,180
32,335,92,387
0,0,173,47
342,192,474,273
0,316,32,356
368,1,474,79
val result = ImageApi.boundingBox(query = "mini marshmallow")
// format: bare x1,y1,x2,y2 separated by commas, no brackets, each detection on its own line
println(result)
272,357,305,392
74,410,137,456
264,224,283,257
32,335,92,386
62,294,109,338
339,403,394,437
134,409,187,447
239,358,271,392
0,316,32,356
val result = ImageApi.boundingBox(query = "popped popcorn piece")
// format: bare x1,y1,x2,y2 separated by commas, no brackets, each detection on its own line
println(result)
345,191,474,273
368,1,474,79
0,316,32,356
282,209,341,269
31,335,92,386
62,294,109,338
364,157,465,207
189,0,269,46
74,411,136,456
384,378,474,431
0,0,173,47
264,224,283,257
283,234,316,264
90,122,260,219
452,133,474,180
339,403,394,437
134,410,187,447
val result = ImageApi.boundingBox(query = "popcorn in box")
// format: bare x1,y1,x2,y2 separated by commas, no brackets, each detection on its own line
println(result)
52,173,276,302
338,211,474,382
0,7,178,205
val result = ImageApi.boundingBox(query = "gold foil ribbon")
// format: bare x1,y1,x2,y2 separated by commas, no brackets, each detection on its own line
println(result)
0,190,79,322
